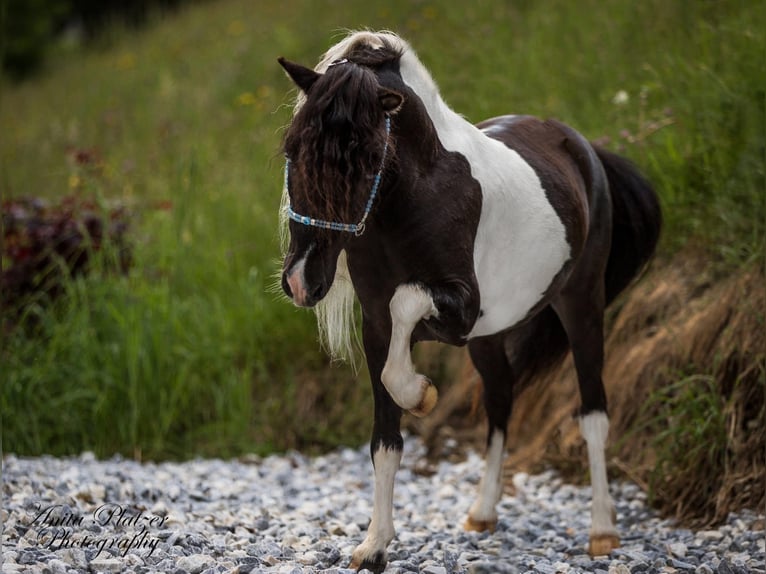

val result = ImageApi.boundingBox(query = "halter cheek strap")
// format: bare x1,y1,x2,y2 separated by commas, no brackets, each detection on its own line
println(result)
285,115,391,237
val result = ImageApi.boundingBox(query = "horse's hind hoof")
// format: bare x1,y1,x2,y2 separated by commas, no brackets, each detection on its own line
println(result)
349,550,387,573
588,534,620,557
464,515,497,533
408,380,438,417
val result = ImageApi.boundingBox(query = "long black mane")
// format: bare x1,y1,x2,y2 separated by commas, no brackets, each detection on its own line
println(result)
283,44,402,225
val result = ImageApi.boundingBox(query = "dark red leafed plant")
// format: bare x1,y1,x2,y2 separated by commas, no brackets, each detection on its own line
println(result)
1,195,131,313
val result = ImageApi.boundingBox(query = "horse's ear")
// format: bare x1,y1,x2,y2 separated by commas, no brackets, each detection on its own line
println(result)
378,88,404,115
278,57,320,93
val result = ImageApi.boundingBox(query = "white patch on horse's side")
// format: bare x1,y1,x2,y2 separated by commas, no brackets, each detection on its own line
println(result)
352,445,401,565
380,284,437,410
395,41,571,338
468,428,506,524
580,411,618,537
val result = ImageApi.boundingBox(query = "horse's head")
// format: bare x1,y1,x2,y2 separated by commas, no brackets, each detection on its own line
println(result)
278,52,404,307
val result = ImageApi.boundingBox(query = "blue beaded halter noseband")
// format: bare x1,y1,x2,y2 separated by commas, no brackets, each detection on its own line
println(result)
285,115,391,237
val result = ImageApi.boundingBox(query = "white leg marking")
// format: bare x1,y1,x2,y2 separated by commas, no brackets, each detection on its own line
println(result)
381,284,438,412
580,412,618,539
351,446,401,568
467,428,506,527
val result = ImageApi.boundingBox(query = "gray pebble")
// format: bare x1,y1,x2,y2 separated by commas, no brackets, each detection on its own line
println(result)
89,557,123,572
176,554,214,574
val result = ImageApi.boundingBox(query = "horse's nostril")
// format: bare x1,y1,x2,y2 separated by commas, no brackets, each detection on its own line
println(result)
312,283,325,302
282,273,293,299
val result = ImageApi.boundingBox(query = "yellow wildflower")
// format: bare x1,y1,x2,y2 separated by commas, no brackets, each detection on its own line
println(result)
237,92,257,106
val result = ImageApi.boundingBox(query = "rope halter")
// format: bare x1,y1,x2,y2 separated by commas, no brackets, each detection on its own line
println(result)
284,114,391,237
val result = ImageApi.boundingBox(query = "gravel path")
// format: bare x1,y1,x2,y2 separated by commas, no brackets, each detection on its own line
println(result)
3,436,764,574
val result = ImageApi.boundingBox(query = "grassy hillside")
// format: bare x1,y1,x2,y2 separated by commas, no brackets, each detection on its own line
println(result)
2,0,764,460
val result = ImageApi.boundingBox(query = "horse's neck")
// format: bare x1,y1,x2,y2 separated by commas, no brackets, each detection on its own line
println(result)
397,48,509,183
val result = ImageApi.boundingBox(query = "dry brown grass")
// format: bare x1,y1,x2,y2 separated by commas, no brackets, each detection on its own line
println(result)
411,254,765,526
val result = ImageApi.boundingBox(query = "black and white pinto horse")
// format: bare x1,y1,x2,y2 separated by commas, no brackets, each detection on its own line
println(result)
278,31,661,572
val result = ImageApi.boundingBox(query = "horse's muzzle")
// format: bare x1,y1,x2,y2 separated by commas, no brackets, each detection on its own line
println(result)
282,268,327,307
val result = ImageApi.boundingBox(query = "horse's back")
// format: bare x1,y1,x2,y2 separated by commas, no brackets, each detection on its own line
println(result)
477,114,611,258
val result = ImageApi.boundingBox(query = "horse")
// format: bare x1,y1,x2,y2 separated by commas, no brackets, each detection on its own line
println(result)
277,30,661,573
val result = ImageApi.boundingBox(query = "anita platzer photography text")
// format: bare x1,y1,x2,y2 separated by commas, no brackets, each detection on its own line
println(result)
30,503,167,558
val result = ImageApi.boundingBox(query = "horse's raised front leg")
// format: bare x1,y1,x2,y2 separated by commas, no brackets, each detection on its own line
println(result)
381,282,479,417
350,319,403,573
381,284,439,417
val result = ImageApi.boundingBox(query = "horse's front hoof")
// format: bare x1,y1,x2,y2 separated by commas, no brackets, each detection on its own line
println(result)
349,549,387,573
408,379,438,417
588,534,620,557
464,515,497,533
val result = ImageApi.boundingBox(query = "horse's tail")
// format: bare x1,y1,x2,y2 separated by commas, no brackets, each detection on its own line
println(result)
595,146,662,304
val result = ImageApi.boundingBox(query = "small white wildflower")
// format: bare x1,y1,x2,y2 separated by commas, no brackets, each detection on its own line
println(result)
612,90,629,105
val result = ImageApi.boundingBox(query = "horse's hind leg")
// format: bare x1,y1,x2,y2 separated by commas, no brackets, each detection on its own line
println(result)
464,333,514,532
553,286,620,556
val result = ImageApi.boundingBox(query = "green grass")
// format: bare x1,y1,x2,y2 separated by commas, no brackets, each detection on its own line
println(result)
2,0,764,459
629,365,765,525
